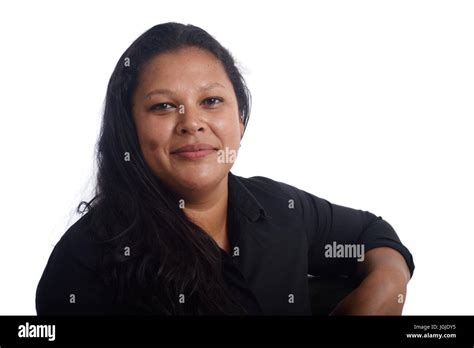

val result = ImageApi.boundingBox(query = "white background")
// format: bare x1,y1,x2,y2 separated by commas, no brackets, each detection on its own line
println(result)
0,0,473,315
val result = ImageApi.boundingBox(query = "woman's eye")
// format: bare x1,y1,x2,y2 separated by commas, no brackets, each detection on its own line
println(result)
150,103,175,111
202,97,223,106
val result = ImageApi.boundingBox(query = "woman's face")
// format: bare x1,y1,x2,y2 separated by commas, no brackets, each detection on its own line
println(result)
132,47,244,196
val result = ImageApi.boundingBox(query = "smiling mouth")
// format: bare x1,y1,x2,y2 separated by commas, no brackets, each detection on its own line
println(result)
170,143,219,160
171,149,217,160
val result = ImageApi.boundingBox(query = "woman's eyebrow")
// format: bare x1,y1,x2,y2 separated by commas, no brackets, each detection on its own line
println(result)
145,82,226,99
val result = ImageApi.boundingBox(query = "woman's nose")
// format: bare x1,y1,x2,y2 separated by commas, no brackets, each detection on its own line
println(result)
176,104,206,135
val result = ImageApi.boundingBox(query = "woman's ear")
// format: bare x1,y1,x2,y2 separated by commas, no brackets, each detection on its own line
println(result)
239,120,245,139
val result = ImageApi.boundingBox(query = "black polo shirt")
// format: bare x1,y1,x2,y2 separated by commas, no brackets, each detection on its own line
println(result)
36,172,415,315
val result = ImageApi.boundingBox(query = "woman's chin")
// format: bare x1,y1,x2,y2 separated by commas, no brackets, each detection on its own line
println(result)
173,168,225,192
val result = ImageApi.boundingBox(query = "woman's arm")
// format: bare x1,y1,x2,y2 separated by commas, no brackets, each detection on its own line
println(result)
330,247,411,315
278,181,415,314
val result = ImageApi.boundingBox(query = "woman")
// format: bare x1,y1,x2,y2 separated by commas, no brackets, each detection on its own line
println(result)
36,22,415,316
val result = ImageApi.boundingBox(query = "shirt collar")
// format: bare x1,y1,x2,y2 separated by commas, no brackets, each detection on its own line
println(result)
228,171,268,222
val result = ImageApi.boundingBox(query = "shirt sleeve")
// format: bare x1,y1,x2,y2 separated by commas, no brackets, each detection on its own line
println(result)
292,187,415,278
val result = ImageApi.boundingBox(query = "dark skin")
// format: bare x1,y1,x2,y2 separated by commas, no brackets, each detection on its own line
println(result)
331,247,411,315
132,47,411,315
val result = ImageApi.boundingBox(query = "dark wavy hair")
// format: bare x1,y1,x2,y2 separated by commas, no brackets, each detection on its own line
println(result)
77,22,252,315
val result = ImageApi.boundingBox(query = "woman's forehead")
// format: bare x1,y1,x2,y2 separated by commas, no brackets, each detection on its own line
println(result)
145,47,222,74
136,48,232,96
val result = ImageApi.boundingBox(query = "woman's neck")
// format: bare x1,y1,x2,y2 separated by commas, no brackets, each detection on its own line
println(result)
181,175,231,253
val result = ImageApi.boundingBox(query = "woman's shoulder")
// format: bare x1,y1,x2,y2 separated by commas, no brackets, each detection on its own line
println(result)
230,172,312,200
36,211,110,315
53,211,103,270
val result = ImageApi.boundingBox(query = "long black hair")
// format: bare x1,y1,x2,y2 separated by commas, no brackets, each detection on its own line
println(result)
77,22,252,315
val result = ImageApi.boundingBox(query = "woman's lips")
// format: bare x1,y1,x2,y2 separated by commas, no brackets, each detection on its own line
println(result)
170,143,217,160
171,149,216,160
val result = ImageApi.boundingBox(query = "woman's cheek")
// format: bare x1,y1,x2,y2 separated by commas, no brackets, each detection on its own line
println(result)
145,121,172,152
215,118,240,143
